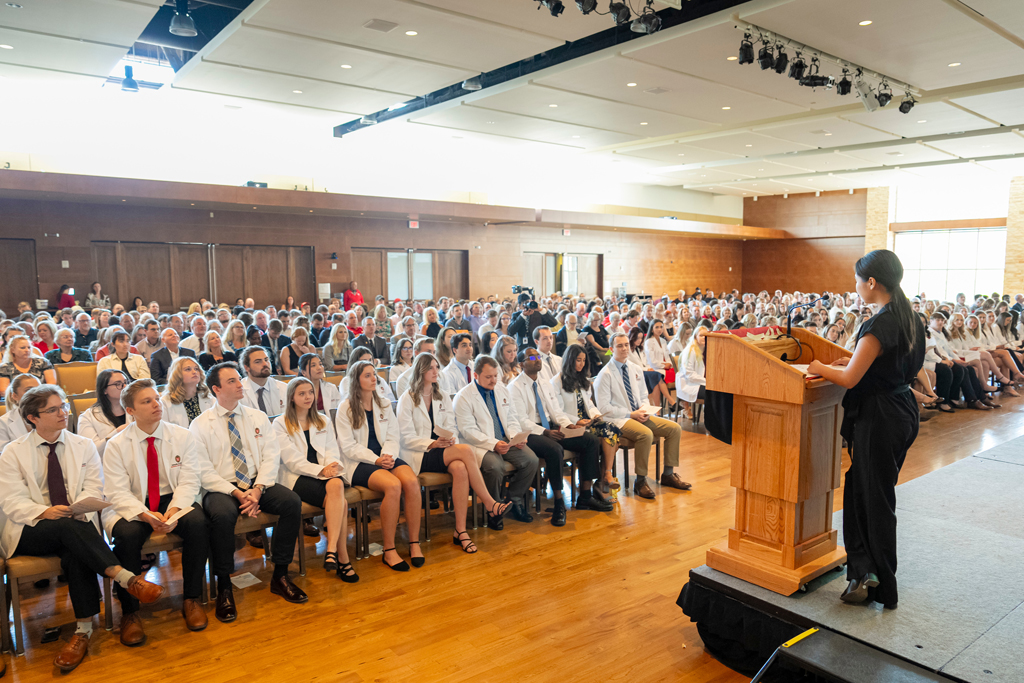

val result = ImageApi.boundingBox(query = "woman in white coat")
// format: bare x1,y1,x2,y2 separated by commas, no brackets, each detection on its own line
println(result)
397,354,509,554
338,347,396,403
644,320,677,408
297,352,342,414
0,373,38,451
78,369,130,457
335,360,422,572
273,377,357,582
551,345,620,493
160,357,214,428
676,327,708,421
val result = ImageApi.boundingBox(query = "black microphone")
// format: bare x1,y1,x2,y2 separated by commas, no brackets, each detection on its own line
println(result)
780,294,830,362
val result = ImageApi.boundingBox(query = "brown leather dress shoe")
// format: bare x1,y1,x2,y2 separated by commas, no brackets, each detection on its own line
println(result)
303,521,320,537
215,589,237,623
633,479,656,499
125,575,164,604
182,598,208,631
119,612,146,647
246,531,264,548
54,633,90,673
269,575,308,604
659,472,693,491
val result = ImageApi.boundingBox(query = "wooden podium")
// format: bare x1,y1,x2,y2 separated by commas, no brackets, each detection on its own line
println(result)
704,327,851,595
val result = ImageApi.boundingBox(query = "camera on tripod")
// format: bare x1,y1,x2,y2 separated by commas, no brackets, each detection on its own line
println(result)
511,285,535,297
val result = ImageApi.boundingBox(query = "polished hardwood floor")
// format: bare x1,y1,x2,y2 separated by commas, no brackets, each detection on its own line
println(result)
7,395,1024,682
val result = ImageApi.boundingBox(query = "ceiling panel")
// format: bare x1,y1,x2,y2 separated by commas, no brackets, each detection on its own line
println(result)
416,0,601,42
200,25,475,97
686,131,815,157
845,142,957,165
901,162,1005,182
615,143,738,165
711,160,822,179
759,117,899,148
468,83,708,137
956,0,1024,39
173,61,395,115
745,0,1024,91
976,157,1024,175
764,152,877,173
0,27,130,78
950,88,1024,126
653,167,750,184
842,101,996,138
927,132,1024,158
535,55,806,124
0,0,160,45
245,0,563,72
412,104,641,148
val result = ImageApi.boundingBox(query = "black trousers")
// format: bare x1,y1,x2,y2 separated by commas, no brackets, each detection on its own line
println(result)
111,496,209,613
931,363,955,401
203,484,300,577
955,361,982,402
527,431,601,494
15,518,120,619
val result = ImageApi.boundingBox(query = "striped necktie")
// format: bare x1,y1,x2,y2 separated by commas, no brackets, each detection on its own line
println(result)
227,412,252,489
621,363,638,411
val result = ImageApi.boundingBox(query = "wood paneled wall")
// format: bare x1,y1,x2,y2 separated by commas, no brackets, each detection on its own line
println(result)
741,236,866,294
0,239,38,315
743,190,868,238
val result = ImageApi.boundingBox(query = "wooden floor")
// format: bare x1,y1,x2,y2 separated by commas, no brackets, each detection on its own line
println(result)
7,395,1024,682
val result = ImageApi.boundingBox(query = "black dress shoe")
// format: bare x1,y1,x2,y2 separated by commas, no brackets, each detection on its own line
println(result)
487,514,504,531
303,521,320,537
215,588,237,623
245,531,264,548
578,493,614,512
509,500,533,523
269,575,308,603
840,573,879,604
551,499,566,527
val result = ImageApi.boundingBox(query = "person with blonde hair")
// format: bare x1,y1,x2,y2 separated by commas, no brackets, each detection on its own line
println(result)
198,329,237,371
323,321,352,372
34,318,59,355
0,373,38,451
491,334,520,385
160,356,215,428
373,304,393,339
0,334,56,393
298,352,342,414
222,320,247,355
273,377,357,582
420,306,442,338
398,353,510,553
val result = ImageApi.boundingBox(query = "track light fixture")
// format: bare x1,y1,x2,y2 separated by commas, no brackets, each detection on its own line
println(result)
121,65,139,92
537,0,564,16
169,0,197,38
630,1,661,34
461,76,482,91
609,2,631,26
737,33,754,64
576,0,597,13
854,72,879,112
899,92,917,114
773,45,788,74
757,40,775,70
836,68,852,95
798,58,833,89
788,52,806,80
876,80,892,107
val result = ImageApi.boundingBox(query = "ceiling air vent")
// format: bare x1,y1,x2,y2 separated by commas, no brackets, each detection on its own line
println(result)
644,87,669,95
363,19,398,33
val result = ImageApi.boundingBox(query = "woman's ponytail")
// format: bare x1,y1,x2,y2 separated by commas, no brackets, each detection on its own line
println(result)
855,250,918,356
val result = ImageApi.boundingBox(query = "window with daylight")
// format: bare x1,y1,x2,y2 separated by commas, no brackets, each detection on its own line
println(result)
894,228,1006,301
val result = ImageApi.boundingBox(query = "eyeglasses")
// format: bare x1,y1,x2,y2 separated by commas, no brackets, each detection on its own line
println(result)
40,402,71,416
109,381,127,390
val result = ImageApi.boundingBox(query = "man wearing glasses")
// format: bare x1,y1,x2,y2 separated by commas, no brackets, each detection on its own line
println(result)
0,385,164,673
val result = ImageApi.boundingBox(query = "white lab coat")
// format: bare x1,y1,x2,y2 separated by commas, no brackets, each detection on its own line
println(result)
189,403,280,495
644,337,671,377
594,359,651,429
315,379,343,414
551,376,603,422
96,353,151,380
395,366,414,398
334,397,401,477
452,381,523,464
272,413,343,490
509,373,572,434
0,431,104,558
240,376,288,416
536,352,562,385
439,359,472,396
338,375,396,404
0,407,29,453
397,391,459,473
675,342,705,403
100,421,203,536
159,392,215,430
389,363,412,385
78,404,131,458
947,333,981,362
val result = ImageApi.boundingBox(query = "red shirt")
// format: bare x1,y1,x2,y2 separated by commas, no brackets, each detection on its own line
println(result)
35,341,58,354
343,289,364,311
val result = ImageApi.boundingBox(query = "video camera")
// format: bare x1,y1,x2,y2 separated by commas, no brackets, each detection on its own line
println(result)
511,285,535,297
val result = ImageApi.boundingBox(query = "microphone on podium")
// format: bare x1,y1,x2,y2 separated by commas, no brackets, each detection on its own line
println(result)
780,294,830,362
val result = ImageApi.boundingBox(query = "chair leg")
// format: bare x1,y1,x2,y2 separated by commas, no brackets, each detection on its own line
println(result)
535,467,543,513
423,487,432,542
362,503,371,558
297,519,307,577
622,447,630,489
0,573,10,654
103,576,114,631
201,571,209,605
261,528,272,561
569,461,577,502
471,490,478,529
11,578,23,656
655,439,662,481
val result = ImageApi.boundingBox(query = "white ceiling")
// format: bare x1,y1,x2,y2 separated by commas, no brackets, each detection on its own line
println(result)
3,0,1024,198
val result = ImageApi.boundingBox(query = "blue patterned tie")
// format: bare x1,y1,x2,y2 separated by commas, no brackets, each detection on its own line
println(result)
533,381,550,429
485,391,505,440
621,363,638,411
227,412,252,489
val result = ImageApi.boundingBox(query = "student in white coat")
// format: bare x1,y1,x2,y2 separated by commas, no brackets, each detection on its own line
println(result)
296,352,342,415
644,320,676,396
533,326,562,385
0,373,38,451
675,327,708,422
101,379,210,644
389,338,415,385
237,346,287,416
0,385,163,673
273,377,357,583
595,332,688,501
453,355,540,529
159,357,215,428
78,369,131,457
395,338,435,397
336,360,422,571
438,333,475,396
338,347,397,403
191,362,307,623
397,354,510,553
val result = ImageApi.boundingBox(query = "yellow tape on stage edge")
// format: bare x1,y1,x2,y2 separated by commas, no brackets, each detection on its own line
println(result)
781,628,819,648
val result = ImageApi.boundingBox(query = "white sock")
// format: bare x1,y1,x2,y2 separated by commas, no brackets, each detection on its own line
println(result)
664,466,675,475
75,620,93,636
113,569,135,588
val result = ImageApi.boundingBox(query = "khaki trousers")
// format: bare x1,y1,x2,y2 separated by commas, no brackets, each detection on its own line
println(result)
618,416,681,478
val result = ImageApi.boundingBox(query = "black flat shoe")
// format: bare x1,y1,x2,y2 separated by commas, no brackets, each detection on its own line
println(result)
840,573,879,604
551,499,566,527
409,540,425,568
382,548,409,572
336,562,359,583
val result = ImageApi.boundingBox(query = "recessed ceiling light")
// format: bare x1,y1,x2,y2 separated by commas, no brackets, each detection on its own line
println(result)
405,30,418,36
571,135,581,138
948,62,961,67
549,104,558,108
700,174,706,177
677,153,685,156
6,3,23,8
859,20,872,26
0,44,13,49
758,168,764,171
292,90,303,94
918,119,927,123
640,122,648,125
722,106,731,110
745,144,752,147
486,121,495,124
824,132,832,136
340,64,352,69
626,82,637,87
727,56,738,61
190,203,195,206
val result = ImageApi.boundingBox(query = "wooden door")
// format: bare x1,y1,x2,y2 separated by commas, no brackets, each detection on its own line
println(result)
351,248,385,305
434,250,468,300
169,244,211,310
0,239,37,314
213,246,246,306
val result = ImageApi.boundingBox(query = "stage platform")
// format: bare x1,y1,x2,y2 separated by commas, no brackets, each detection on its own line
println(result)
679,435,1024,683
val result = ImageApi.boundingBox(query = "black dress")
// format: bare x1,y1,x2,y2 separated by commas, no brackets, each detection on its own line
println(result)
840,304,925,606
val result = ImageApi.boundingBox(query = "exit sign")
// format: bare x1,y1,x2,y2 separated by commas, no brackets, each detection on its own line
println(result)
408,220,419,229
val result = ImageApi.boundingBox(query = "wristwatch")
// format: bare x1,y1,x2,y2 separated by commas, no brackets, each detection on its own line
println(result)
255,484,267,494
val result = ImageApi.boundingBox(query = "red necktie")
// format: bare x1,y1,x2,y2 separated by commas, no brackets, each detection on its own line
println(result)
466,366,471,384
146,437,160,512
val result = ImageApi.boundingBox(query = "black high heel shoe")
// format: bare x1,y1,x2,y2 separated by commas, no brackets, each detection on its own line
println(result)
324,551,339,573
488,500,510,521
453,530,477,554
336,561,359,583
382,547,409,572
409,540,425,568
840,573,879,604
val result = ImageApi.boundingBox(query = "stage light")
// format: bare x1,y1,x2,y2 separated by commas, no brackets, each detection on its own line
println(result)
876,81,892,107
757,43,774,70
538,0,564,16
738,33,754,64
788,53,806,80
630,3,661,34
609,2,631,25
855,77,878,112
836,69,852,95
576,0,597,13
169,0,197,37
799,74,833,89
462,76,482,91
773,46,788,74
899,93,917,114
121,65,139,92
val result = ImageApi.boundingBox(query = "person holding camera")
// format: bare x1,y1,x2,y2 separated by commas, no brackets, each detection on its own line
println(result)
508,293,556,351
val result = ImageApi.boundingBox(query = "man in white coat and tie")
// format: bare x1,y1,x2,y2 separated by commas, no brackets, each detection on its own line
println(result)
595,332,689,500
238,347,287,416
453,355,539,529
102,378,209,645
438,333,475,396
190,362,306,625
534,326,562,384
0,385,164,673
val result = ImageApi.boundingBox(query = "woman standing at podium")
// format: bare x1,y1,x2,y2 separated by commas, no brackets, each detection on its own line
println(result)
808,249,924,610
